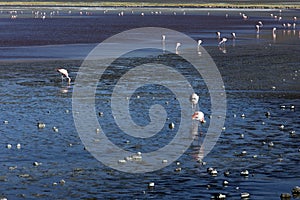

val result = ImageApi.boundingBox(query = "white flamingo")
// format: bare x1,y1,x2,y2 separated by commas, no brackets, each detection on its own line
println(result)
175,42,181,54
218,37,227,46
197,40,202,46
56,68,71,85
231,32,236,39
190,93,199,109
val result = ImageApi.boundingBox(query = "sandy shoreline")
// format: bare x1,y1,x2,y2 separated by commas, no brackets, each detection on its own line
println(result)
0,1,299,9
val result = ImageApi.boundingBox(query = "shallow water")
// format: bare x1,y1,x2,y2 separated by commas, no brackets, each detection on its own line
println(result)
0,7,299,199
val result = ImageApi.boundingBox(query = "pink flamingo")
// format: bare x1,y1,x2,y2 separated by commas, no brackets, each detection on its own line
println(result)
192,111,205,123
56,68,71,85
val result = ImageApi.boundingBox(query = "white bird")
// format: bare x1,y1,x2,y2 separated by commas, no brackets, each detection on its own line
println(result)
192,111,205,123
190,93,199,109
257,21,263,27
175,42,181,54
231,32,236,39
56,68,71,84
218,37,227,46
256,24,260,33
216,31,221,39
197,40,202,46
162,34,166,42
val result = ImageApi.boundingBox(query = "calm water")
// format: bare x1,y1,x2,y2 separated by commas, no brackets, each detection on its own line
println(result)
0,7,299,199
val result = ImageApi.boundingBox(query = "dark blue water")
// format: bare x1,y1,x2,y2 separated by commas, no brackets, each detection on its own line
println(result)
0,7,299,199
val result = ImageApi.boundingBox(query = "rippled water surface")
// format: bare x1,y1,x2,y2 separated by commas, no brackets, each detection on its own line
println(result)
0,7,299,199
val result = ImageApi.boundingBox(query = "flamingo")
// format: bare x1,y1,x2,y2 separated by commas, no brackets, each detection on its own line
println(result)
56,68,71,84
197,39,202,46
192,111,205,123
218,37,227,46
175,42,181,54
190,93,199,109
216,31,221,39
231,32,236,39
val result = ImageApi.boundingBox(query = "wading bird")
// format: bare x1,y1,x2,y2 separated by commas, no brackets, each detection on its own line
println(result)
56,68,71,85
192,111,205,123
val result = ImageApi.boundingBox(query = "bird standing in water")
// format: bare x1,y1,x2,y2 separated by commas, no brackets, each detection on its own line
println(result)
56,68,71,85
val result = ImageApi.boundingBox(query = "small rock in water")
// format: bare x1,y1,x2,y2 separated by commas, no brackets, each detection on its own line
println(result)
223,180,229,186
169,122,175,129
148,182,155,189
241,192,250,198
211,193,226,199
60,179,66,185
174,167,182,172
52,126,59,132
265,111,271,117
279,124,285,130
280,193,291,199
224,170,230,177
240,170,249,176
33,162,41,166
292,186,300,195
37,122,46,129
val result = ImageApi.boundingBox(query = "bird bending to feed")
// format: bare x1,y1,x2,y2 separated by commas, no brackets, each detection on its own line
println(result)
192,111,205,123
56,68,71,84
218,37,227,46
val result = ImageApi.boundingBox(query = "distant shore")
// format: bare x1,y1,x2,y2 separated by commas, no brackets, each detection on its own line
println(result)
0,1,299,9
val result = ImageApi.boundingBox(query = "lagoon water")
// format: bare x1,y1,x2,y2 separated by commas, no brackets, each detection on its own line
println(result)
0,7,299,199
